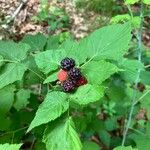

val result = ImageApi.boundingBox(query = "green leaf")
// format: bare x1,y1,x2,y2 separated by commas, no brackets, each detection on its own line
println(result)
0,63,27,89
0,55,3,67
141,71,150,85
119,59,144,83
113,146,137,150
125,0,139,5
0,41,30,61
0,143,22,150
60,39,87,65
132,17,141,28
81,60,118,84
35,49,66,74
21,33,47,51
83,141,100,150
130,133,150,150
81,23,131,61
27,91,69,132
70,84,104,105
46,35,60,50
43,117,82,150
44,72,57,83
99,130,111,148
0,85,15,115
142,0,150,4
111,14,131,24
13,89,31,111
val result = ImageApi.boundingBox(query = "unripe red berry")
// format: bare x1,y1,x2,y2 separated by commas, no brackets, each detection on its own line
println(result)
57,69,68,82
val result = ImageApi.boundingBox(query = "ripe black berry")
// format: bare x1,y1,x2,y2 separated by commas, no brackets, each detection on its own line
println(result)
60,57,75,71
68,67,81,80
62,80,75,92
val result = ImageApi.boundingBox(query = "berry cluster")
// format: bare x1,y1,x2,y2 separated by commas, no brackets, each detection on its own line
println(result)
57,57,87,92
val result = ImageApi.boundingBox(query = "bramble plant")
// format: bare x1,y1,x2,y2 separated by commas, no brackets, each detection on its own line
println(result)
0,0,150,150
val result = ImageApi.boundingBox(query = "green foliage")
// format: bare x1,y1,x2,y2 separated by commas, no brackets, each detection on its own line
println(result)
33,3,70,31
0,63,27,89
0,85,15,115
0,4,150,147
13,89,31,111
81,60,119,84
142,0,150,4
21,33,47,52
43,117,82,150
113,146,137,150
0,143,22,150
27,91,69,132
70,84,104,105
125,0,139,5
83,141,100,150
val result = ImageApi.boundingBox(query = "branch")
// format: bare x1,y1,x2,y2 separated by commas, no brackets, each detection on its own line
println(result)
122,3,144,146
7,0,28,23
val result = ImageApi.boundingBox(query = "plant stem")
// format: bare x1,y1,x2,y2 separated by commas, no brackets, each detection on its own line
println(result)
27,67,45,80
122,3,144,146
134,88,150,105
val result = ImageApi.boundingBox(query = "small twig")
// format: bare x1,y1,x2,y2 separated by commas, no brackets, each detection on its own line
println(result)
7,0,28,23
122,3,144,146
134,89,150,105
0,126,28,137
144,64,150,68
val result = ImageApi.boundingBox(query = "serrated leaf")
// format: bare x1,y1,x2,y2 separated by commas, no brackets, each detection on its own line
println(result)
70,84,104,105
142,0,150,4
0,41,30,61
125,0,139,5
60,39,87,65
0,85,15,115
80,23,131,61
27,91,69,132
35,49,66,74
44,72,57,83
21,33,47,51
119,59,144,83
113,146,137,150
13,89,31,111
46,35,60,50
43,117,82,150
81,60,118,85
0,143,22,150
0,63,27,89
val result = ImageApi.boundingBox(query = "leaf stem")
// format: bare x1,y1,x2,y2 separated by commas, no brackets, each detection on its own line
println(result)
0,59,18,63
80,55,96,68
27,67,45,80
0,126,28,137
134,88,150,105
122,3,144,146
